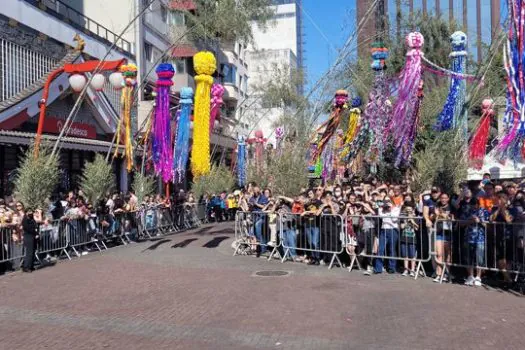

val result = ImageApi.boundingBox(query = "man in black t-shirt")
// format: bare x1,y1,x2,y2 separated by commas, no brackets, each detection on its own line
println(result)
301,191,322,264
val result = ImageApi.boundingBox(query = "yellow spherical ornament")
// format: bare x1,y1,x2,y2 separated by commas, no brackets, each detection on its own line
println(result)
193,51,216,76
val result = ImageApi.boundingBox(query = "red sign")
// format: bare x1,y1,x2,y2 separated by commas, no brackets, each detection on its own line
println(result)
42,116,97,139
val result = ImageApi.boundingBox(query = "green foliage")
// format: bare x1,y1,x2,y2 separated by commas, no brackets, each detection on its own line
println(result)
79,154,115,204
191,165,235,199
247,141,309,196
13,144,59,211
132,172,156,204
178,0,274,45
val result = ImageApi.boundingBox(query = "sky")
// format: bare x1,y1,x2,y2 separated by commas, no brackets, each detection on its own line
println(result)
301,0,356,92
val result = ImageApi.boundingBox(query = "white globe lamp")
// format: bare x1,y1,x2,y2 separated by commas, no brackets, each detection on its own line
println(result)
90,73,106,91
69,74,86,92
109,72,124,90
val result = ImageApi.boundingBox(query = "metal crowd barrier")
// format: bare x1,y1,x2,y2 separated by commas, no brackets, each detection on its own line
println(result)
345,215,430,279
233,211,281,260
0,225,24,266
281,213,345,269
434,219,525,284
36,220,70,260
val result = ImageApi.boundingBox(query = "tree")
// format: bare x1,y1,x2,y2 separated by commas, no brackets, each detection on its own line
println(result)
13,144,59,211
79,154,115,205
176,0,275,45
191,165,235,199
132,172,156,204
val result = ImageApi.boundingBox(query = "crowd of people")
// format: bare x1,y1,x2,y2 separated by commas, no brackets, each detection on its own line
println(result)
235,174,525,287
0,189,206,273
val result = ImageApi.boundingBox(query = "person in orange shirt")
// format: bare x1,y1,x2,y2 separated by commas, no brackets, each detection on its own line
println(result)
478,181,496,213
390,185,404,207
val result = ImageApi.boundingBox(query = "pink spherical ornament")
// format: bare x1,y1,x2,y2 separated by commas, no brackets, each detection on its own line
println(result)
254,130,264,139
125,77,136,86
405,32,424,49
482,98,494,110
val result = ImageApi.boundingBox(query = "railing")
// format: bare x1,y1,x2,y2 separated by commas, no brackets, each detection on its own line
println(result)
24,0,134,56
0,38,58,101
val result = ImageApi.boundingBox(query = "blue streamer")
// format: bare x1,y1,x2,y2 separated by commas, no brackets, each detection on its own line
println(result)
435,31,467,131
173,87,193,183
237,136,246,187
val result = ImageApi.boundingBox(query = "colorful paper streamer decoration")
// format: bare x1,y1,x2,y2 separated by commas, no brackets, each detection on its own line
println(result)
210,83,225,133
173,87,193,183
151,63,175,182
434,31,468,131
364,42,392,166
237,135,247,187
492,0,525,163
247,130,267,173
311,89,349,160
469,98,495,169
113,63,137,172
387,32,425,167
190,51,216,178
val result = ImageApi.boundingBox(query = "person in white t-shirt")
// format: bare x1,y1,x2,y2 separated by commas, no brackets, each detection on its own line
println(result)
374,199,401,274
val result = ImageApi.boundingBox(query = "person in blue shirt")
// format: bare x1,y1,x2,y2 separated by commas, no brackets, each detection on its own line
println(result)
249,186,269,256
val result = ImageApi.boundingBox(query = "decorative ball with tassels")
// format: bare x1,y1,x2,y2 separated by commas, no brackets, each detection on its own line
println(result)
371,42,389,71
334,89,349,108
406,32,424,50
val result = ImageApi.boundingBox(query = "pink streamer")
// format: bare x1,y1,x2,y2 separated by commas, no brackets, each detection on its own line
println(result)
210,84,225,133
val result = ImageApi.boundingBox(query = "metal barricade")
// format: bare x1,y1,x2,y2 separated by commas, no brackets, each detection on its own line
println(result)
346,215,430,278
0,224,24,266
233,211,281,260
65,218,100,257
156,206,176,234
434,219,525,284
281,213,345,269
37,220,69,260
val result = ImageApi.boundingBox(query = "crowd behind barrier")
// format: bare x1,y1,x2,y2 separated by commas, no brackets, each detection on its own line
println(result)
0,186,226,273
232,178,525,289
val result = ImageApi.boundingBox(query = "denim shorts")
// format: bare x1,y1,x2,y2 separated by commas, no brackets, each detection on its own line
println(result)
436,230,452,242
469,243,485,267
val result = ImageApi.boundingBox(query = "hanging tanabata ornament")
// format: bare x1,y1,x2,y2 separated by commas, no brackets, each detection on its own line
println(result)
173,87,193,183
237,135,247,187
434,31,468,131
387,32,425,167
191,51,216,178
152,63,175,183
469,98,495,169
247,130,267,173
492,0,525,163
311,89,349,160
341,97,366,165
364,42,392,169
209,83,225,133
113,63,137,171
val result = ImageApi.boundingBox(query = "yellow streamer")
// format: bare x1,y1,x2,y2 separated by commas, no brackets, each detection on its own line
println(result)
340,108,361,158
190,51,216,178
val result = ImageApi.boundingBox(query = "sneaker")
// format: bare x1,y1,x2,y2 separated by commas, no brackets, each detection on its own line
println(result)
465,275,475,286
402,269,409,277
267,241,276,247
409,270,416,277
433,277,441,283
293,257,302,263
474,277,482,287
362,269,371,276
319,260,326,266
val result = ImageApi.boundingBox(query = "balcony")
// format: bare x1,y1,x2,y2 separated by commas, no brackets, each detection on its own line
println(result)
23,0,134,57
223,83,240,102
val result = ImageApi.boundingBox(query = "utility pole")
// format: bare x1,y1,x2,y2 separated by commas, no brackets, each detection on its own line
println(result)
376,0,385,42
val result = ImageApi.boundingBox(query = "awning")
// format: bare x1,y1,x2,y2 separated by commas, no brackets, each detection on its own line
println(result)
172,45,198,58
0,130,124,154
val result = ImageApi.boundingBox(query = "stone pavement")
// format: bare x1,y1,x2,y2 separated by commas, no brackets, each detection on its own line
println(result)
0,222,524,350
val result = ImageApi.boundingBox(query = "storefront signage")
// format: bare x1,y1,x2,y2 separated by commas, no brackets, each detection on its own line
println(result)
43,116,97,139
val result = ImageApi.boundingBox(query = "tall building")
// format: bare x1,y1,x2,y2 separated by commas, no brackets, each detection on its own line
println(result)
246,0,304,144
356,0,505,63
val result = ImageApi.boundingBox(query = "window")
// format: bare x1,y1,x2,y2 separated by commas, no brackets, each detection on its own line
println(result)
242,75,248,92
221,64,237,84
142,0,152,10
169,11,185,26
173,59,185,74
161,5,168,23
144,42,153,62
239,75,243,91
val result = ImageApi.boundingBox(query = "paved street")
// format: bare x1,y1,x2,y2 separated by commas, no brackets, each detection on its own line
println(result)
0,222,523,350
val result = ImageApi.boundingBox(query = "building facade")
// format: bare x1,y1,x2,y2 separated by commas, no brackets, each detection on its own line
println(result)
246,0,304,144
356,0,505,62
